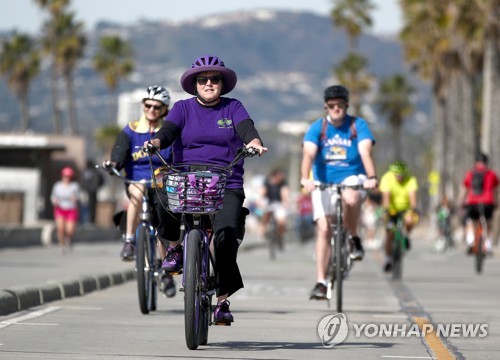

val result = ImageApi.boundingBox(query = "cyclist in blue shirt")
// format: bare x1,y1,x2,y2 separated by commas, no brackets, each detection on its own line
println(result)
301,85,378,300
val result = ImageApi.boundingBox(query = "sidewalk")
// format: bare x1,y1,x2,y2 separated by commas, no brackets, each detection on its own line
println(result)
0,232,264,316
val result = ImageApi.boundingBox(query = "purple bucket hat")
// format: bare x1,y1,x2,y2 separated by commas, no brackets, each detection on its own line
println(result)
180,55,237,95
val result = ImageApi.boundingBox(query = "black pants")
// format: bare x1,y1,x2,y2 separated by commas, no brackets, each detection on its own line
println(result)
156,188,245,298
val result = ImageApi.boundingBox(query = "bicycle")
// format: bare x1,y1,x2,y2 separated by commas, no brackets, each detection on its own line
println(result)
316,183,363,312
435,207,453,252
146,144,258,350
98,165,165,315
387,211,408,281
264,210,282,260
471,204,488,274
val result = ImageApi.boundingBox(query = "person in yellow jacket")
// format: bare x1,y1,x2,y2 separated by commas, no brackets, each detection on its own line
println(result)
379,160,419,272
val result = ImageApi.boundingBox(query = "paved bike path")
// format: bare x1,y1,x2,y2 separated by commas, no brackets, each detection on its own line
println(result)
0,233,265,316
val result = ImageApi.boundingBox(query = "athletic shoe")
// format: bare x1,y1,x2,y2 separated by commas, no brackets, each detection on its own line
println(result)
350,236,365,260
161,245,183,272
309,282,327,300
404,236,411,251
161,273,176,298
214,300,234,323
383,261,393,273
120,241,135,261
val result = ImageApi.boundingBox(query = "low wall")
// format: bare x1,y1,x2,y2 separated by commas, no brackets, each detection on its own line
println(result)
0,224,121,248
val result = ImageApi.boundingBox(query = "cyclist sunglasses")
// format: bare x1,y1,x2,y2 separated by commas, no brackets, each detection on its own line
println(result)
196,76,222,85
144,103,164,111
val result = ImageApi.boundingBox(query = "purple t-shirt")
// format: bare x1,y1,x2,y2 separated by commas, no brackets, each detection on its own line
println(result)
161,97,251,188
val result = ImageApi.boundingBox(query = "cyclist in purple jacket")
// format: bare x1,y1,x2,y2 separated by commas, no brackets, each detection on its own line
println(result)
148,55,267,324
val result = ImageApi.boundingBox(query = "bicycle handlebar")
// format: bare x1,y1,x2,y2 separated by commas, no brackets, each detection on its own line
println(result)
143,142,258,174
314,183,364,191
96,164,154,185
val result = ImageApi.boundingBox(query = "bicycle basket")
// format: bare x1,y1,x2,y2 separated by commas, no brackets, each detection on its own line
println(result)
163,165,228,214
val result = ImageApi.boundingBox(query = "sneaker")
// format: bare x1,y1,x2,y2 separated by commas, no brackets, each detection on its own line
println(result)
161,245,183,272
309,282,327,300
404,236,411,251
350,236,365,261
161,273,176,298
120,241,135,261
214,300,234,323
383,261,393,273
466,245,473,255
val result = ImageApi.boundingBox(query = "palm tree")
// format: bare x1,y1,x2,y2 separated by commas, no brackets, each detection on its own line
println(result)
334,52,372,116
399,1,461,197
54,12,87,135
376,74,415,157
35,0,71,134
93,36,134,124
0,33,40,132
399,0,485,198
330,0,375,52
472,0,500,171
330,0,375,117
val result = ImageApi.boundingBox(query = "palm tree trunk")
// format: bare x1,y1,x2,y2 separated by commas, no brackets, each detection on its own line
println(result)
50,62,62,134
64,71,78,135
481,36,495,155
19,90,30,132
433,94,447,198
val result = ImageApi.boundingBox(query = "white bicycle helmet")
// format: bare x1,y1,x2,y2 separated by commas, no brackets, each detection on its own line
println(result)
143,85,171,106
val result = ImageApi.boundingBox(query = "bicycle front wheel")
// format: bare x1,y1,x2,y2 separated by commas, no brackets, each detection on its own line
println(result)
335,233,344,313
392,230,403,280
184,230,203,350
136,225,155,314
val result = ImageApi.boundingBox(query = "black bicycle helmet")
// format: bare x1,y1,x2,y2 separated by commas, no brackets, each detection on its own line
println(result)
324,85,349,102
475,152,489,164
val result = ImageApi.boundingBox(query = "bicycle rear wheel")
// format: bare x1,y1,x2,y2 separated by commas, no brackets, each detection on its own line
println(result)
475,235,484,274
184,230,203,350
266,218,279,260
197,292,211,345
136,225,155,314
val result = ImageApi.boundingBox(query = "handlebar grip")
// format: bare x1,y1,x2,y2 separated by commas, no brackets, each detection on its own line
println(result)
246,147,258,157
143,141,158,154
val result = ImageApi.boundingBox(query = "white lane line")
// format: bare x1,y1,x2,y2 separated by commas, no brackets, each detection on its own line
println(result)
381,356,436,359
63,306,102,311
0,306,61,330
381,357,436,359
12,322,58,326
372,314,408,319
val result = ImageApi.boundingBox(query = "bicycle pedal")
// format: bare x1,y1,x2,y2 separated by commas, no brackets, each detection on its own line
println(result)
212,321,231,326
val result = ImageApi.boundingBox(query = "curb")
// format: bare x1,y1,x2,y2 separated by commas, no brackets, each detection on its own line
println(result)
0,238,264,317
0,269,135,316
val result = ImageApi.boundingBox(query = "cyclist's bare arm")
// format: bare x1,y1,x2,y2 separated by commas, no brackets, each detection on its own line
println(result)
409,190,418,210
381,191,391,210
358,139,378,189
301,141,318,192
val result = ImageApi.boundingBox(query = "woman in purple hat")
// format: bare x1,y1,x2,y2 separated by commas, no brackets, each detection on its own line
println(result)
148,55,267,324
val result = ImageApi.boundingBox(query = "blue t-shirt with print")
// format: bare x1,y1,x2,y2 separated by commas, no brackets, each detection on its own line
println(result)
303,115,375,184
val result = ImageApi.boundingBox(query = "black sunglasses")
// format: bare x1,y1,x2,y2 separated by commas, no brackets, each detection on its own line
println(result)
196,76,222,85
144,103,164,111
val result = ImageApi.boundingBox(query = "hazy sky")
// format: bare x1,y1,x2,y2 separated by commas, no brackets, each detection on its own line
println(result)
0,0,402,35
